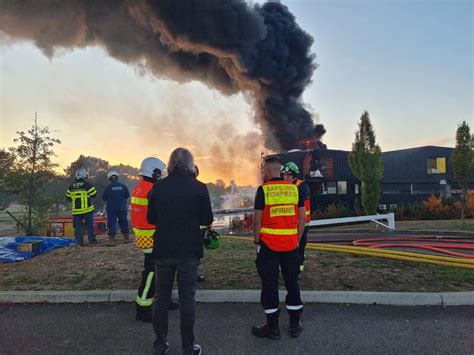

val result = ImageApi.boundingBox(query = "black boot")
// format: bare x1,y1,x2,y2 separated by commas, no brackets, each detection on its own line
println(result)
289,311,303,338
136,304,153,323
251,310,281,340
136,311,152,323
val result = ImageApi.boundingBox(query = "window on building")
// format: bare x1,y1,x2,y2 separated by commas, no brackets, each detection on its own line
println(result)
383,183,411,194
412,183,439,195
427,157,446,174
327,182,337,194
338,181,347,194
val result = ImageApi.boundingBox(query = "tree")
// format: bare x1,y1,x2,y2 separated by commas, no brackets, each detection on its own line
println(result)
348,111,384,215
0,148,16,210
44,172,70,215
6,115,61,235
452,121,474,219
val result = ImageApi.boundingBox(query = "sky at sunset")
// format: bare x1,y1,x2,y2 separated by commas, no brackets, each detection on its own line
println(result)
1,0,472,185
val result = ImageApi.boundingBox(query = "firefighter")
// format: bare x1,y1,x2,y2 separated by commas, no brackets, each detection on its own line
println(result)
281,162,311,273
251,157,306,339
102,171,130,243
66,168,97,246
194,165,205,283
131,157,178,323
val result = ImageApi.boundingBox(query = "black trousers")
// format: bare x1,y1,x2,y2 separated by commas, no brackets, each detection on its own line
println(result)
298,226,309,271
72,212,96,245
136,252,155,314
256,242,303,315
153,258,199,355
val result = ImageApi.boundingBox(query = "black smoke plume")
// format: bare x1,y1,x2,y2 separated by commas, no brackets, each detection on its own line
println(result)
0,0,318,151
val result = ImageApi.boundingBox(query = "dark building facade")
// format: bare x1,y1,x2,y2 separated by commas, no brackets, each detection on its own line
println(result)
269,146,474,212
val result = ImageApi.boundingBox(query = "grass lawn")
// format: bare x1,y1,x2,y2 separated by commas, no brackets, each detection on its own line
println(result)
1,236,473,292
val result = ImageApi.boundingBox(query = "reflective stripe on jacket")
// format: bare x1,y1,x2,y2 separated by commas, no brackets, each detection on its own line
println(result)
260,180,299,251
66,179,96,215
131,179,155,251
295,179,311,224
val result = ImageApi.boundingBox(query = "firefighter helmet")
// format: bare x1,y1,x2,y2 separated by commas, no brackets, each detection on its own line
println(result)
203,229,220,250
281,161,299,176
107,171,119,180
140,157,167,181
75,168,89,180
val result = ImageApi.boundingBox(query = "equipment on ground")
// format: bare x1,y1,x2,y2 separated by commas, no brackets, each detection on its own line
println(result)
48,215,107,237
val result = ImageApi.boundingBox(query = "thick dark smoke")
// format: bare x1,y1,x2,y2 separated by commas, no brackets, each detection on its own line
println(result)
0,0,317,151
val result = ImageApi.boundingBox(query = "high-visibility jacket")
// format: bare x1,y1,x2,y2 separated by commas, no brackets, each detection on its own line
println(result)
131,179,155,253
260,180,299,252
295,179,311,224
66,179,96,215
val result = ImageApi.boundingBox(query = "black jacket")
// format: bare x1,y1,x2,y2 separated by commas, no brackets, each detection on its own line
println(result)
147,174,213,260
66,178,97,215
102,181,130,212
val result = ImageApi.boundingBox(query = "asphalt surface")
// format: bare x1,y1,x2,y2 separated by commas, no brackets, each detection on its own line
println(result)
1,303,473,354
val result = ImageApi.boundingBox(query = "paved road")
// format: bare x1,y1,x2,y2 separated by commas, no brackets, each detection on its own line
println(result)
1,303,473,354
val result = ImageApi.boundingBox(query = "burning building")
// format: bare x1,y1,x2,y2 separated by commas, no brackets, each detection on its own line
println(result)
266,145,474,214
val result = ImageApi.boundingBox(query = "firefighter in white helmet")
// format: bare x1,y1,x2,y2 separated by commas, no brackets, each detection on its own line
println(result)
102,171,130,243
131,157,178,322
65,168,97,246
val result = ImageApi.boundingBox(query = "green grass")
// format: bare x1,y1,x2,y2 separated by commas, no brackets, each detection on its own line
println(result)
396,219,474,232
1,236,473,292
201,237,474,292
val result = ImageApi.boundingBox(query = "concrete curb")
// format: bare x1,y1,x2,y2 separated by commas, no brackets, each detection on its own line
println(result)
1,290,473,306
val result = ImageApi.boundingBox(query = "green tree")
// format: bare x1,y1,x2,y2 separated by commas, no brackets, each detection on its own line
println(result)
452,121,474,219
44,172,70,215
0,148,16,210
7,116,61,235
348,111,384,215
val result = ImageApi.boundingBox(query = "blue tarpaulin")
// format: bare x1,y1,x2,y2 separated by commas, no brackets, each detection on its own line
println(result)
0,237,75,263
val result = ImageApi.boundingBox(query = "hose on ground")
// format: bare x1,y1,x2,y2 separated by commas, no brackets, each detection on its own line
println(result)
222,235,474,270
353,237,474,259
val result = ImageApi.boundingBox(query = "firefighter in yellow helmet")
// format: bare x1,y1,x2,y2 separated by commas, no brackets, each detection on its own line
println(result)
131,157,178,322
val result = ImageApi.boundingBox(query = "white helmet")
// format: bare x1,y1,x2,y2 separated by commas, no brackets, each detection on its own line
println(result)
75,168,89,180
140,157,167,180
107,170,119,180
